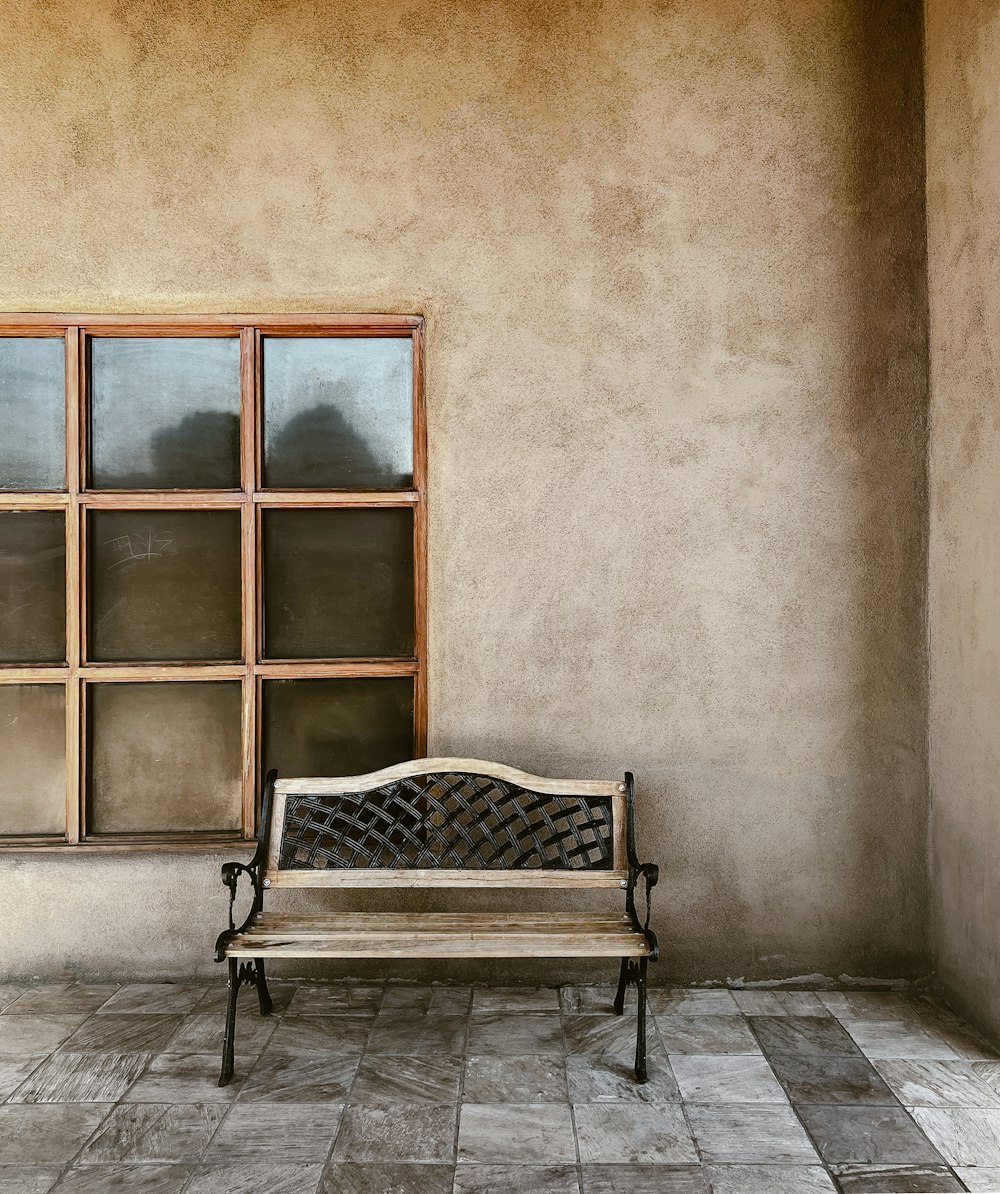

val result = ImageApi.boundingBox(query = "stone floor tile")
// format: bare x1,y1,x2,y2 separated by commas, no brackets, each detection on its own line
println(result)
164,1012,278,1054
454,1164,580,1193
829,1164,965,1192
0,1166,61,1193
580,1164,709,1193
873,1059,1000,1107
78,1102,228,1162
366,1013,467,1055
0,987,28,1013
238,1053,358,1103
972,1059,1000,1092
463,1054,568,1102
647,989,740,1015
843,1022,963,1061
184,1160,324,1193
467,1012,564,1055
732,991,830,1016
321,1164,455,1193
954,1168,1000,1191
573,1103,698,1164
56,1164,193,1193
654,1015,761,1056
96,984,206,1017
706,1164,837,1193
9,1051,149,1103
126,1053,248,1102
350,1054,463,1104
566,1055,679,1103
252,1015,369,1056
798,1105,945,1165
285,986,382,1017
751,1016,862,1057
0,1103,113,1163
59,1015,184,1054
427,986,472,1014
669,1055,787,1103
0,1056,46,1099
205,1102,343,1160
820,993,926,1021
562,1014,656,1063
768,1052,897,1104
910,1107,1000,1165
3,985,119,1017
686,1103,819,1163
457,1102,576,1164
194,983,296,1016
380,986,436,1012
0,1014,86,1056
334,1104,458,1163
472,986,561,1013
561,985,634,1015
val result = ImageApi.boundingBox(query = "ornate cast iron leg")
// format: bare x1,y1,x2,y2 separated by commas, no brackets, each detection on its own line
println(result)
219,957,239,1087
634,957,648,1083
613,957,630,1015
255,958,273,1017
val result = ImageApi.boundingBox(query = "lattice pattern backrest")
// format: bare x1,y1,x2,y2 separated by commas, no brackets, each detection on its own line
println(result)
277,771,615,872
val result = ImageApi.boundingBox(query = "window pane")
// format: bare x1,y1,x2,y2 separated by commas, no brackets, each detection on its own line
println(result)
263,337,413,489
0,685,65,835
88,510,242,662
262,508,413,659
0,511,66,663
263,677,414,779
0,338,66,491
90,338,241,489
87,681,242,834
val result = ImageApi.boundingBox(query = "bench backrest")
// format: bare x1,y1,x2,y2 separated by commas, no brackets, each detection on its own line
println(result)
260,757,630,889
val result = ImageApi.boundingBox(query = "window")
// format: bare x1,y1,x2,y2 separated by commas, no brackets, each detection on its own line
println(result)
0,315,426,848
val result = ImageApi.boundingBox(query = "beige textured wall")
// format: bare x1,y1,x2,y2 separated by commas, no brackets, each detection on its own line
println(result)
926,0,1000,1041
0,0,929,983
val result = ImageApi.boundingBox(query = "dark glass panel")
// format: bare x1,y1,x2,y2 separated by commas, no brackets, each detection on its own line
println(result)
262,337,413,489
0,511,66,663
0,337,65,491
88,510,241,662
89,337,240,489
0,685,65,835
263,677,414,779
87,681,242,834
262,507,413,659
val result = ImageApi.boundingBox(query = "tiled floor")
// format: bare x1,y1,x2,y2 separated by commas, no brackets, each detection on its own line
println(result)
0,980,997,1192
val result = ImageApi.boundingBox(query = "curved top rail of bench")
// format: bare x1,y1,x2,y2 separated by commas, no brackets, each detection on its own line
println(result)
276,757,626,800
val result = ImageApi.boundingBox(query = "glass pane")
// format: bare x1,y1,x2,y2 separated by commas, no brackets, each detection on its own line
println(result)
0,685,65,835
88,510,242,662
87,681,242,834
90,338,240,489
263,677,414,778
262,508,413,659
263,337,413,488
0,338,65,490
0,511,66,663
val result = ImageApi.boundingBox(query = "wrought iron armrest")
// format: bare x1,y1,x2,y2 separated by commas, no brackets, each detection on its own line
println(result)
213,769,277,963
623,771,659,961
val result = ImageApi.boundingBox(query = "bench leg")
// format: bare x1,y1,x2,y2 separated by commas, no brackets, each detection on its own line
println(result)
219,957,239,1087
255,958,273,1016
634,957,648,1083
613,957,630,1015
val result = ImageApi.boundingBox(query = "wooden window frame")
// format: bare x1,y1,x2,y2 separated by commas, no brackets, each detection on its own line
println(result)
0,313,427,851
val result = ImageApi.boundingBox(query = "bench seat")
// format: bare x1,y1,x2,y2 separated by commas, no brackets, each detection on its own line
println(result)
225,911,653,959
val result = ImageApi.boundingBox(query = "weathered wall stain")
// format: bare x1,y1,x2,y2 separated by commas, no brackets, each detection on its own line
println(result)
0,0,929,983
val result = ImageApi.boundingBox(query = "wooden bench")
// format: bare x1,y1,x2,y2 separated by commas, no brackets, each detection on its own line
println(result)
214,757,659,1084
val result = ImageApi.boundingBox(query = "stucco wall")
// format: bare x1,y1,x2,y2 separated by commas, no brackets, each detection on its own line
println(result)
0,0,929,983
926,0,1000,1041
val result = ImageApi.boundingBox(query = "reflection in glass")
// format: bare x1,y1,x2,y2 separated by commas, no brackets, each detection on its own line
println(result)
90,337,241,489
263,337,413,489
263,677,414,779
0,511,66,663
88,510,241,662
0,685,66,835
262,508,413,659
87,681,242,834
0,337,66,490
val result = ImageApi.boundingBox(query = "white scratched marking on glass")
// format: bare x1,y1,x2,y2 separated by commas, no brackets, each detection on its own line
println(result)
105,529,176,569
